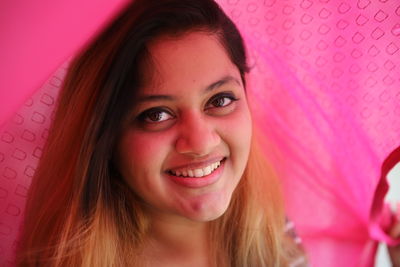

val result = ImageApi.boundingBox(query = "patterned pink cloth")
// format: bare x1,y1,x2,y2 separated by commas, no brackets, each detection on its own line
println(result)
0,1,399,266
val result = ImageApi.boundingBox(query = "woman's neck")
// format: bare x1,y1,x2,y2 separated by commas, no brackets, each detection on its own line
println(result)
141,213,213,266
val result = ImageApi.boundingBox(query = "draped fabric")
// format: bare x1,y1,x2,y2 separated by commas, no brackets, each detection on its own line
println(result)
0,1,399,266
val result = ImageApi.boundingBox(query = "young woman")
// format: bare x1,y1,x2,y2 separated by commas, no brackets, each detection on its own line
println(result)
16,0,306,266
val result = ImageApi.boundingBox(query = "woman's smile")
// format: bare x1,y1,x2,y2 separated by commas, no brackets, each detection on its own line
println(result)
165,157,227,188
168,159,221,178
166,156,225,178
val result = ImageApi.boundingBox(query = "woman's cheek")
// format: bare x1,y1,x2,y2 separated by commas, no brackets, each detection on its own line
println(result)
126,131,171,165
218,104,252,142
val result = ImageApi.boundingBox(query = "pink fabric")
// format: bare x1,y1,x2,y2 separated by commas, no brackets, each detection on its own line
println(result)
0,0,128,128
0,0,399,266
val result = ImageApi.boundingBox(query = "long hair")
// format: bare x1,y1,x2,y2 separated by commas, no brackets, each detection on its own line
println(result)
16,0,294,266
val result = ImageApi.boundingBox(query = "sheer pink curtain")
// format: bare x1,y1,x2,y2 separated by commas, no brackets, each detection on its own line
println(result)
0,1,399,266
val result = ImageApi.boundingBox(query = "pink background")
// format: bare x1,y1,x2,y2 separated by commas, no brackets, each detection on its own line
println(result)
1,0,399,266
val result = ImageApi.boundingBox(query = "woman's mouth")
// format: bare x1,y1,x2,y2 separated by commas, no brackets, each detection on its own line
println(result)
168,158,225,178
165,158,227,188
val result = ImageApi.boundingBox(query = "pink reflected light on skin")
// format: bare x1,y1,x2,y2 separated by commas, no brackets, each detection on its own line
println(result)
114,32,253,224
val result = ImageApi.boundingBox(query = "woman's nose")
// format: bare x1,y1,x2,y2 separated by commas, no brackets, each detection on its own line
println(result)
174,112,221,156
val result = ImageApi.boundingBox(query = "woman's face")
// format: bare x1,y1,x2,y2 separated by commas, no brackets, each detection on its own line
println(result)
115,32,252,223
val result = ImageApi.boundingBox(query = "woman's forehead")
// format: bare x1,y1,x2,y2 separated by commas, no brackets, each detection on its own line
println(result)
140,31,241,95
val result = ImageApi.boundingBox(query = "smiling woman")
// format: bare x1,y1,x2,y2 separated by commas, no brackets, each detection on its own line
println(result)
16,0,305,266
115,32,252,224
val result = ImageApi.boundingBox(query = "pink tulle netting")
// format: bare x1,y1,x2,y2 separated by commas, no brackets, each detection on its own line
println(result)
0,1,399,266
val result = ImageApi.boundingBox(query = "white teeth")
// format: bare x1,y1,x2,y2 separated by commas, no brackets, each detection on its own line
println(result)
203,166,212,176
194,169,204,177
169,160,223,178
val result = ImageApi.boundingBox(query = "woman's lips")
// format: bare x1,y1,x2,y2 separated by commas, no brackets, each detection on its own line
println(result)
165,158,226,188
168,159,222,177
166,156,225,172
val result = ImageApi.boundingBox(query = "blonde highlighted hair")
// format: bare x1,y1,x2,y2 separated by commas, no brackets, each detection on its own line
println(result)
17,0,299,266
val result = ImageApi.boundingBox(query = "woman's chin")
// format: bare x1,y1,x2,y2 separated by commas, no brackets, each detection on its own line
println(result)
178,192,233,222
187,209,227,222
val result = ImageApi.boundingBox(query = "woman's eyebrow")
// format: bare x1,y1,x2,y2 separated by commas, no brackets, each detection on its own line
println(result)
206,75,241,92
136,94,175,103
136,75,241,103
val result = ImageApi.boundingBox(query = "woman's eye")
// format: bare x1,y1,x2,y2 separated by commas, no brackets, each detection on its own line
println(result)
138,108,174,123
210,97,232,107
206,93,239,109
